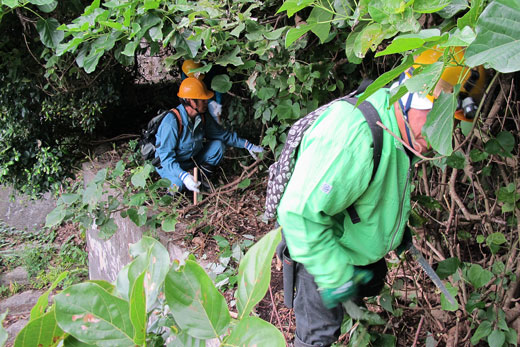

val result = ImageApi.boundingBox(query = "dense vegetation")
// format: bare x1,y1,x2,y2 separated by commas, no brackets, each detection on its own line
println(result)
0,0,519,346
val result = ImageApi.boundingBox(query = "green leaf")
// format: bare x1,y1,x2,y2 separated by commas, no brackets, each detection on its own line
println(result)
225,316,285,346
404,62,443,95
215,46,243,67
422,89,459,156
465,0,520,73
122,39,139,57
354,23,385,58
28,0,56,5
161,214,177,232
3,0,19,8
285,24,314,48
14,306,65,347
129,192,147,206
211,74,232,93
345,29,363,64
37,0,58,13
506,327,518,346
126,208,146,227
83,50,103,74
31,272,68,320
446,151,466,169
237,178,251,189
277,0,314,16
436,257,461,279
263,27,286,40
123,237,170,311
131,165,153,188
485,131,515,157
45,205,67,228
60,193,80,205
486,232,507,246
470,320,492,345
376,29,442,56
413,0,451,13
36,17,64,49
55,283,134,346
469,149,488,162
442,26,476,47
236,228,281,319
457,0,485,29
257,87,276,101
164,260,230,339
98,218,118,240
356,55,414,105
437,0,468,18
440,282,459,311
497,183,519,204
464,263,493,289
129,271,146,345
308,6,333,43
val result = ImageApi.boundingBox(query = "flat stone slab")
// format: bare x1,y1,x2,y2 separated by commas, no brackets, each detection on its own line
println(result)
0,267,29,287
0,186,55,233
0,290,48,316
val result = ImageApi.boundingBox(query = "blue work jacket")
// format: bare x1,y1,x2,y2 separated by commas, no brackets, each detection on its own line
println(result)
154,104,246,180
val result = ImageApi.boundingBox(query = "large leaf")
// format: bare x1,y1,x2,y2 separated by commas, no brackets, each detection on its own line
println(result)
28,0,55,4
14,306,65,347
276,0,314,16
129,271,146,345
413,0,451,13
285,24,314,48
164,260,230,339
31,271,68,320
116,237,170,312
36,17,64,49
215,46,243,67
235,228,281,319
55,283,135,346
465,0,520,73
376,29,442,56
308,6,333,43
422,88,459,156
356,55,414,106
225,316,285,346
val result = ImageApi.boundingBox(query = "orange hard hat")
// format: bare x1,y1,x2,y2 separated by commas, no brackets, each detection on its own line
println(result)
413,47,487,121
182,60,204,79
177,77,214,100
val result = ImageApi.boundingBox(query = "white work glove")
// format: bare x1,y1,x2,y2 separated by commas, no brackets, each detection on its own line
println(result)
180,172,201,193
245,141,264,160
208,100,222,124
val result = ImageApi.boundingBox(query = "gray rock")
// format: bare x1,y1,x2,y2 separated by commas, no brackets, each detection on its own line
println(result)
6,318,28,347
0,267,29,287
0,290,46,316
0,185,56,233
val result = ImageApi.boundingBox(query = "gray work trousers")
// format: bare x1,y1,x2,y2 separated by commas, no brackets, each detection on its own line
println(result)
284,249,388,347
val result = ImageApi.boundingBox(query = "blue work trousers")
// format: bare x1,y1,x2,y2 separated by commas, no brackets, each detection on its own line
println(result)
164,139,225,191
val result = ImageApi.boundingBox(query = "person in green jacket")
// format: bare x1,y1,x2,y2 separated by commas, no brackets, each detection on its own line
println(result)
274,48,487,347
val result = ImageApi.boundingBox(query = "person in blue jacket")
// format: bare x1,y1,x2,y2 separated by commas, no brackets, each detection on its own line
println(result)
155,77,263,193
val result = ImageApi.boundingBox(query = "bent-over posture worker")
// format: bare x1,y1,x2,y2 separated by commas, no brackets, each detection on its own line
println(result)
274,48,487,347
155,77,263,193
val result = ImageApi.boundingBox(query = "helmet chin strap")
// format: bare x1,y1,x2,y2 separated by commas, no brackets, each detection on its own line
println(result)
397,72,416,151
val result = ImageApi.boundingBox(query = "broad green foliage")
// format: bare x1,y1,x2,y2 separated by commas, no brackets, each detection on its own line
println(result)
45,158,182,240
14,230,285,346
465,0,520,73
235,227,281,319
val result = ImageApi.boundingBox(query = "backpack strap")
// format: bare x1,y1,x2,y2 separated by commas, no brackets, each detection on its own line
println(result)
344,98,383,224
170,108,183,135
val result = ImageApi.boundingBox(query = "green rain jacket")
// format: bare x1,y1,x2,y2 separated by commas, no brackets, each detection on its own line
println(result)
277,88,412,290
